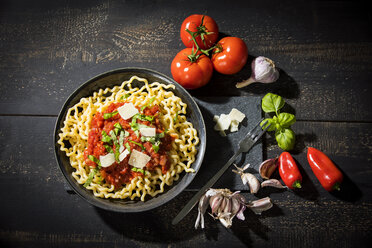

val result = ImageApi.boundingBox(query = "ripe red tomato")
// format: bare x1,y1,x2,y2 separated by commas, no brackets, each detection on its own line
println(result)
211,37,248,75
171,48,213,89
180,14,219,50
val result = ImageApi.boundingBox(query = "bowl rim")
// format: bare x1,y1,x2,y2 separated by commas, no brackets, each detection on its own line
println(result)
54,67,206,212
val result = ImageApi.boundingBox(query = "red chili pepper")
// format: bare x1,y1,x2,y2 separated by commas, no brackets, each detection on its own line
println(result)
279,152,302,189
307,147,343,191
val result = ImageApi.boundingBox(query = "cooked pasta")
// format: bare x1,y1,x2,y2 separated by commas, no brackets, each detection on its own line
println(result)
57,76,199,201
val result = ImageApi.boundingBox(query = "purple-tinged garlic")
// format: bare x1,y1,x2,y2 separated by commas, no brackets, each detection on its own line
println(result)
195,193,211,229
209,194,223,214
232,163,260,194
261,179,287,189
247,197,273,215
195,188,273,229
259,158,278,179
236,56,280,88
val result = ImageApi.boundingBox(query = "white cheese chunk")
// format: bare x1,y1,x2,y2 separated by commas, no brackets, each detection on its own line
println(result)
128,149,151,169
119,149,130,162
230,120,240,132
214,114,231,131
228,108,246,122
139,127,156,137
117,103,139,120
100,153,115,168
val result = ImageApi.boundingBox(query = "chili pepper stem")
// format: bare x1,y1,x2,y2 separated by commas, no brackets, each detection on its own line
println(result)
292,180,302,189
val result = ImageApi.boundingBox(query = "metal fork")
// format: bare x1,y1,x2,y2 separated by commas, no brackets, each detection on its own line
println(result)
172,119,271,225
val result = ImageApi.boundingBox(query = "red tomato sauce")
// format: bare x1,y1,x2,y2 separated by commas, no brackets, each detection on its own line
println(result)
83,102,172,188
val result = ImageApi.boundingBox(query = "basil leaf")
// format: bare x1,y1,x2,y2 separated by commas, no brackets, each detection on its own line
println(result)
84,168,98,187
141,96,156,111
114,122,123,136
109,130,120,162
260,118,276,132
104,145,114,154
262,93,285,114
103,111,118,119
125,143,131,153
101,130,112,143
88,155,101,167
275,128,295,151
120,93,131,100
157,132,165,139
128,140,145,150
174,112,179,122
114,122,122,129
152,144,160,153
131,167,137,172
141,136,155,143
118,131,125,152
277,113,296,128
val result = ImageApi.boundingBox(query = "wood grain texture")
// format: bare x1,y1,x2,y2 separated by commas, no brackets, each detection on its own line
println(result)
0,0,371,121
1,116,371,247
1,0,372,247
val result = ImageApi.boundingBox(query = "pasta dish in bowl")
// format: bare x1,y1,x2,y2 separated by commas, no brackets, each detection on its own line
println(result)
54,68,206,212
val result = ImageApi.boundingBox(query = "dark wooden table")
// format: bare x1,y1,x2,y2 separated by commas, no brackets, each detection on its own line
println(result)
1,0,371,247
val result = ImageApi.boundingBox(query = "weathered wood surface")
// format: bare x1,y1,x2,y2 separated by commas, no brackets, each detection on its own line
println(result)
0,0,371,247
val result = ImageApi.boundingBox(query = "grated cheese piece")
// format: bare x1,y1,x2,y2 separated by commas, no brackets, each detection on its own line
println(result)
128,149,151,169
100,153,115,168
117,103,139,120
230,120,240,132
214,114,231,131
139,127,156,137
228,108,246,122
119,149,130,162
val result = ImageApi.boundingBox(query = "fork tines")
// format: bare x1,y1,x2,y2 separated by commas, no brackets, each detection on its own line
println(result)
248,119,270,141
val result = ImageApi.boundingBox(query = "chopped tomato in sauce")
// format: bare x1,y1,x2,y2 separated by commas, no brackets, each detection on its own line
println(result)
83,102,172,188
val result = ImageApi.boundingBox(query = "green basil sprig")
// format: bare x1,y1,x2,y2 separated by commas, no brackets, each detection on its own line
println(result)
103,111,118,119
141,96,156,112
260,93,296,151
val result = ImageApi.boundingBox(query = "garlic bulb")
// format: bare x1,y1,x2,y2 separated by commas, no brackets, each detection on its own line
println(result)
195,188,273,229
236,56,279,88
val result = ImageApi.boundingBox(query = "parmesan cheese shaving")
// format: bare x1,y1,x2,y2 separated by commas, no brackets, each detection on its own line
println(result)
100,153,115,168
213,108,246,135
128,149,151,169
119,149,130,162
117,103,139,120
139,127,156,137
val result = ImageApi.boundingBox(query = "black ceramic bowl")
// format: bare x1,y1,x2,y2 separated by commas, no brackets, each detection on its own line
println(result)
54,68,206,212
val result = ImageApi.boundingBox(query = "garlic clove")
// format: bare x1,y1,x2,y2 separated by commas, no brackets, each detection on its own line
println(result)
236,204,246,221
195,193,212,229
230,197,241,216
223,197,232,214
248,197,273,215
261,179,287,189
219,216,232,228
209,194,223,214
259,158,278,179
244,173,260,194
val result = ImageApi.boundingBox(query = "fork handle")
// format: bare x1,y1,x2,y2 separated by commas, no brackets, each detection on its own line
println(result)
172,148,243,225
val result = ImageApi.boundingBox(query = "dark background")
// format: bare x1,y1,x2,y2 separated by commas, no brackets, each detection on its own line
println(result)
1,0,371,247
